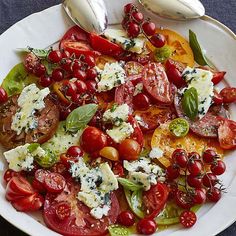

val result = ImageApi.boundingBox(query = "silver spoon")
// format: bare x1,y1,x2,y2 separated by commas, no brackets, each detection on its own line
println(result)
139,0,205,20
62,0,108,34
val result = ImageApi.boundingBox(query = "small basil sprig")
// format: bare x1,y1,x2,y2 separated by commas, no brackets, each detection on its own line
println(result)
118,178,143,191
66,104,98,132
189,30,211,66
124,189,144,218
182,87,198,120
108,225,131,236
17,47,51,58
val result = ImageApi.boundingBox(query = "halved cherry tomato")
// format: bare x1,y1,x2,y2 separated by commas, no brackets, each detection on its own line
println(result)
89,33,124,57
220,87,236,103
44,173,66,193
128,116,144,147
6,176,35,202
60,153,79,169
52,81,70,105
142,63,173,104
55,202,71,221
147,29,194,67
212,71,226,85
179,210,197,228
3,169,21,183
43,182,120,236
125,61,144,80
213,90,223,104
12,193,44,212
112,162,124,177
175,190,194,209
218,118,236,150
143,183,169,219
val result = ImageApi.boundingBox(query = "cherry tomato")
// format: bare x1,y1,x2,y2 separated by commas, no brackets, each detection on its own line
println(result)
117,211,135,227
202,173,218,187
84,55,96,67
0,87,8,104
61,50,71,59
212,71,226,85
179,210,197,228
6,176,35,202
150,34,166,48
142,22,156,36
211,160,226,175
3,169,21,183
132,12,144,23
165,59,186,88
127,22,140,38
137,218,157,235
188,152,201,161
32,178,46,192
24,53,40,74
187,175,202,188
143,183,169,219
80,126,107,153
35,169,50,184
51,68,64,81
218,119,236,150
213,90,223,104
89,33,123,57
193,189,206,204
44,173,66,193
220,87,236,103
202,149,217,164
172,149,188,168
39,75,53,87
133,93,151,110
128,116,144,147
175,190,194,209
73,69,87,81
86,80,97,94
99,146,119,161
187,160,202,176
35,63,46,77
60,58,73,72
119,139,141,161
63,81,77,97
55,202,71,221
72,59,83,71
67,146,83,157
206,187,222,202
124,3,135,14
48,50,62,63
12,192,44,212
87,68,97,80
60,153,78,169
51,163,68,177
166,165,180,180
112,162,124,177
75,80,87,94
142,63,173,104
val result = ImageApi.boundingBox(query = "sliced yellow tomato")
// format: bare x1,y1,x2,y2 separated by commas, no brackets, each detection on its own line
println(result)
151,122,224,168
52,81,70,105
96,55,116,70
147,29,194,67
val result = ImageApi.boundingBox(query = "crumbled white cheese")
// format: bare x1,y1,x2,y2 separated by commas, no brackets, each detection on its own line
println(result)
11,84,50,135
103,104,129,126
135,115,149,129
149,147,164,159
90,205,110,220
104,29,146,54
106,122,134,143
133,83,143,96
97,62,126,92
4,143,45,172
182,67,214,119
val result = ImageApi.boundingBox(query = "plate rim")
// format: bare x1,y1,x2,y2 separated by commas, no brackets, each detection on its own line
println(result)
0,4,236,236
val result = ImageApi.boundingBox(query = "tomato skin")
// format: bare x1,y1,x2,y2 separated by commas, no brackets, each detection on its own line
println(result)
212,71,226,85
124,61,143,79
112,162,124,177
80,126,108,154
220,87,236,103
128,116,144,147
133,93,151,110
180,210,197,228
119,139,141,161
137,218,157,235
44,173,66,193
0,87,8,104
213,90,223,105
12,193,44,212
89,33,123,57
3,169,21,183
117,211,135,227
206,187,221,202
143,183,169,219
218,119,236,150
175,190,193,209
55,202,71,221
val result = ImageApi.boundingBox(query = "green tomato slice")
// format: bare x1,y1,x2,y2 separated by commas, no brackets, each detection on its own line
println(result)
169,118,189,137
108,225,132,236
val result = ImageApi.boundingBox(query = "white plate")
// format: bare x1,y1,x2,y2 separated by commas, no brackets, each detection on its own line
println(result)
0,1,236,236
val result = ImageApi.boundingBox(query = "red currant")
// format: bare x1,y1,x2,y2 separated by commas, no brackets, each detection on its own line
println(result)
127,22,140,38
75,80,87,94
133,93,151,110
39,75,52,87
187,160,202,176
203,149,217,163
48,50,62,63
211,160,226,175
137,218,157,235
202,173,218,187
172,149,188,168
73,69,87,80
150,33,166,48
87,68,98,80
51,68,64,81
187,175,202,188
142,22,156,36
0,87,8,104
117,211,135,227
207,187,222,202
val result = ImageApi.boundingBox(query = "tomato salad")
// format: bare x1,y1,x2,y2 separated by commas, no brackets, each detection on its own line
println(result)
0,3,235,236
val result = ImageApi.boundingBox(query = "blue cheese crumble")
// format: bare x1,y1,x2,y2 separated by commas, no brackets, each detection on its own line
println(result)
149,147,164,159
97,62,126,92
4,143,45,172
11,84,50,135
70,159,118,219
182,67,214,119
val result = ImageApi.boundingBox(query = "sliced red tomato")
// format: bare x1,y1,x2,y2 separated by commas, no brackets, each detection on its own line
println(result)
128,116,144,147
142,63,173,104
125,61,144,81
6,176,35,202
115,80,135,111
43,182,119,236
212,71,226,85
112,162,124,177
12,193,44,212
44,173,66,193
213,90,223,105
220,87,236,103
60,26,89,43
89,33,124,57
218,119,236,149
3,169,22,183
143,183,169,219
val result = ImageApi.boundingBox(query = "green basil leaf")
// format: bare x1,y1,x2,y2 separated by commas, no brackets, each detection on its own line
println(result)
154,45,173,62
66,104,98,132
17,47,51,58
27,143,40,153
118,178,143,191
1,63,37,96
41,60,58,75
108,225,131,236
182,87,198,120
124,189,145,218
189,30,211,66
